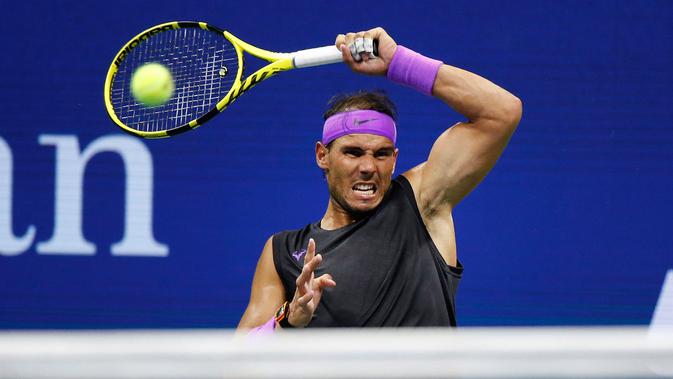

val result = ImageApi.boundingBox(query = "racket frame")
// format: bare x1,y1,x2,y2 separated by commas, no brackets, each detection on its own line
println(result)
104,21,325,139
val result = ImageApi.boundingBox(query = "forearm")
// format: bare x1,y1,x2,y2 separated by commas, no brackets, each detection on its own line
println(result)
237,303,275,330
431,64,521,125
244,316,277,336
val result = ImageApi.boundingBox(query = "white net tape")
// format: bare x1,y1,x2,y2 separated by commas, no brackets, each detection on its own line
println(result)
1,327,671,378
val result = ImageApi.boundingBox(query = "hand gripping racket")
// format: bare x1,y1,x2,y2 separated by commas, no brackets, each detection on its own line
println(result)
104,21,377,139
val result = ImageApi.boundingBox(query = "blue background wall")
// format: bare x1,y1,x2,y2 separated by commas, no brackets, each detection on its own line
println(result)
1,0,671,328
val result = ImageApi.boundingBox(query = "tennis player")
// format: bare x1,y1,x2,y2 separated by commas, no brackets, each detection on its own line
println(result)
238,27,521,330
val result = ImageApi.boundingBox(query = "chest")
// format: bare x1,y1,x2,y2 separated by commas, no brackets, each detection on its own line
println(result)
308,227,444,326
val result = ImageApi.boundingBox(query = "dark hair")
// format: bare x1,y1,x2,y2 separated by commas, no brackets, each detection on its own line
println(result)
323,90,397,121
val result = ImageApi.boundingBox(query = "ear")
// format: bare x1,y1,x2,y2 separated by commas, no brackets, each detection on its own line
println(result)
316,141,329,170
392,148,399,174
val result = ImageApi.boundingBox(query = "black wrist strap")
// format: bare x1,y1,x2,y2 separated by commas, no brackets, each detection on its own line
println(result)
278,314,294,328
275,301,294,328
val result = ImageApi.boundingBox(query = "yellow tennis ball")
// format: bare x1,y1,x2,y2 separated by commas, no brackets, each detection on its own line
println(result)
130,63,174,107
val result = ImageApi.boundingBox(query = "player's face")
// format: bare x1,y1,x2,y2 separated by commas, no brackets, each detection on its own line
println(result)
318,134,399,215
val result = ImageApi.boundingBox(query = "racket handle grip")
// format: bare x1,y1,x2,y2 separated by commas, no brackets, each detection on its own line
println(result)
293,46,343,68
292,41,379,68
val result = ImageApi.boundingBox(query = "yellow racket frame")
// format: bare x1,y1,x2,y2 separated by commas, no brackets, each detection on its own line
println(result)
104,21,295,139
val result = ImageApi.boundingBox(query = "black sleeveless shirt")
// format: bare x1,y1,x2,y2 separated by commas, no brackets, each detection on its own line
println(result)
273,175,463,327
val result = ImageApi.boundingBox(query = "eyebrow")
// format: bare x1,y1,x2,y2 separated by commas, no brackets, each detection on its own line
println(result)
340,146,394,154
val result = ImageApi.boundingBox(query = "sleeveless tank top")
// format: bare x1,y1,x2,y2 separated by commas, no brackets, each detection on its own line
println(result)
273,175,463,327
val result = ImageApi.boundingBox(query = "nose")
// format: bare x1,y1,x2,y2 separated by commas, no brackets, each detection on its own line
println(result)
358,155,376,178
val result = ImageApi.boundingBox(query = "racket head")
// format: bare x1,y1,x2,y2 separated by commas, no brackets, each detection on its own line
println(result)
104,21,244,138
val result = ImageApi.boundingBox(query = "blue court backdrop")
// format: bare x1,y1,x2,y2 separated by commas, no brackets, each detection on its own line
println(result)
0,0,672,328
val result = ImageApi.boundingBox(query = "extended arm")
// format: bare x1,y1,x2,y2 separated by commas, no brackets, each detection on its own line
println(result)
237,236,285,330
238,237,336,331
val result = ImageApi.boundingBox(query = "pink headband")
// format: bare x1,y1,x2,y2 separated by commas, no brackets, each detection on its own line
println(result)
322,110,397,146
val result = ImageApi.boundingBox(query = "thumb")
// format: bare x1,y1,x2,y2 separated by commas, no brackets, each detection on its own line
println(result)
339,44,355,65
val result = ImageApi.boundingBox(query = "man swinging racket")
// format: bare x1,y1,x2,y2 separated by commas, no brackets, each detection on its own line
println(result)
238,27,522,330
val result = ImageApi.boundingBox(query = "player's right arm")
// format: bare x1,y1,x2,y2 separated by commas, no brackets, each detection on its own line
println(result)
237,237,337,330
237,236,285,330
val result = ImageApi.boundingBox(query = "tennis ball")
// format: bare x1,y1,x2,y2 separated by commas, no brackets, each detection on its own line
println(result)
130,63,174,107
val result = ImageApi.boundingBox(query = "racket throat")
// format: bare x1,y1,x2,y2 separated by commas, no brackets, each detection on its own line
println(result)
219,61,290,110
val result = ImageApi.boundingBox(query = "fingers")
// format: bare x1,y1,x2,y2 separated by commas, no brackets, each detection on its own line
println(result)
335,34,352,62
288,241,336,328
296,253,322,290
304,238,316,264
344,31,374,62
295,238,321,289
296,238,318,289
309,274,335,313
334,27,393,76
295,289,314,307
365,27,387,42
314,273,336,289
335,33,345,48
295,272,335,309
339,43,355,66
336,31,372,61
361,30,376,62
342,32,359,62
352,35,367,62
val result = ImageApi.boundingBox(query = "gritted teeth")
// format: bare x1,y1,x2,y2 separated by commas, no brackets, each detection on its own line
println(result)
353,183,377,193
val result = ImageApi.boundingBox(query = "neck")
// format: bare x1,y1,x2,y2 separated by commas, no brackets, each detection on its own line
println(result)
320,198,368,230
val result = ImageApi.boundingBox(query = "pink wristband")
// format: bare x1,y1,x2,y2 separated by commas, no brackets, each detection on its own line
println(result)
247,317,276,337
386,45,442,96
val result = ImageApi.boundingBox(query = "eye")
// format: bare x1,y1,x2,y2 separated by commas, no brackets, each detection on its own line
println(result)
374,150,393,159
343,149,363,157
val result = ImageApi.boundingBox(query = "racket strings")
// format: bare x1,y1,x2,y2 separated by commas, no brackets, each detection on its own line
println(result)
110,27,238,133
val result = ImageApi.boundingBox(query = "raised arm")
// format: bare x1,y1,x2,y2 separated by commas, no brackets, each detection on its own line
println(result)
409,63,522,209
336,27,522,210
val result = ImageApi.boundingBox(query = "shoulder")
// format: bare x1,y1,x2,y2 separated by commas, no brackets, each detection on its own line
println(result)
401,163,451,217
272,224,313,263
272,224,312,247
256,235,275,275
399,164,424,205
401,161,423,188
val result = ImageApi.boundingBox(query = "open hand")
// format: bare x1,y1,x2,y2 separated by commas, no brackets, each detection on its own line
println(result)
287,238,336,327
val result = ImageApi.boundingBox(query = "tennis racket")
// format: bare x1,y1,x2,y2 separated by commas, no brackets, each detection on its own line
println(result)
104,21,377,139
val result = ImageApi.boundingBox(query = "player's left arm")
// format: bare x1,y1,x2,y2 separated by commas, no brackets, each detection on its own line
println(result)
337,28,522,210
408,64,522,210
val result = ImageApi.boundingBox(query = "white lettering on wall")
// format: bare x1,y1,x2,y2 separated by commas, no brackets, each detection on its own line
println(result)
0,137,36,256
0,134,169,257
36,135,168,257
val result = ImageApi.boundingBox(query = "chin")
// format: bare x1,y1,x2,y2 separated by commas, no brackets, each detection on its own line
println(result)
345,197,383,215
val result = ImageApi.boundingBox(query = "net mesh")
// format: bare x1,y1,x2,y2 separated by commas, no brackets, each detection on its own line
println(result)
109,27,238,133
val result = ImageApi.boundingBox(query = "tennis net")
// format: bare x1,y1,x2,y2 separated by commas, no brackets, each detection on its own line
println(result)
1,327,671,378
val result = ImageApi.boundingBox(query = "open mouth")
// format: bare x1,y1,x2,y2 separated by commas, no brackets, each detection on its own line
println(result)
352,183,377,198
